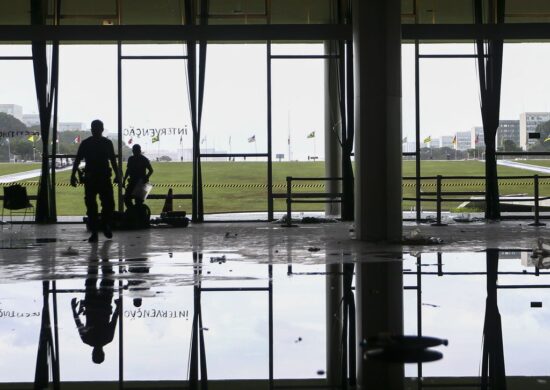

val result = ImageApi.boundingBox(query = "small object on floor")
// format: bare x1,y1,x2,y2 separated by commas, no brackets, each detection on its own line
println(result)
316,370,325,376
403,229,443,245
210,255,226,263
301,216,337,224
61,246,79,256
224,232,238,238
88,232,98,243
531,301,543,308
308,247,321,252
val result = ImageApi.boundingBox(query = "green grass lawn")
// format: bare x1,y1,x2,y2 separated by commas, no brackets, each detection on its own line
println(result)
0,162,41,176
11,159,547,216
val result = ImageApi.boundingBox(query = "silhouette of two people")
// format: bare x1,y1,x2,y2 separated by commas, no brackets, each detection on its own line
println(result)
71,241,120,364
71,119,121,243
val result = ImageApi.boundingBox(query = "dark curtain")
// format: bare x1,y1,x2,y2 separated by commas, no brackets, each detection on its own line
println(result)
338,0,355,221
481,249,506,390
31,0,59,223
475,0,505,220
185,0,208,222
34,281,60,389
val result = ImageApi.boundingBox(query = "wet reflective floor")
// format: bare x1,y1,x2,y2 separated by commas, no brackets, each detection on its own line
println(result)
1,222,550,389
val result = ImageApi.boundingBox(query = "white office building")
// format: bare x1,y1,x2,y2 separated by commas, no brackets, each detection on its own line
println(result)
58,122,86,132
441,136,454,148
520,112,550,149
0,104,23,121
22,114,40,127
456,131,471,151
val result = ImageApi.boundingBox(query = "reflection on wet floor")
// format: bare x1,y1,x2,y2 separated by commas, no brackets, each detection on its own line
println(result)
3,235,550,388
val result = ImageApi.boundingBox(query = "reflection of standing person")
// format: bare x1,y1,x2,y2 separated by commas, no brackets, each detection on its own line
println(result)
123,144,153,210
71,242,120,364
71,120,121,243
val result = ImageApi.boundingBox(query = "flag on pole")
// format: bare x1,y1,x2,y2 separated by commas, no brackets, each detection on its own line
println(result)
248,135,256,143
73,135,80,144
544,136,550,143
475,135,479,144
27,135,35,142
128,138,133,145
201,137,206,144
423,136,432,144
288,136,290,145
402,136,407,143
307,131,315,139
179,136,183,144
452,135,457,146
228,136,231,145
152,134,160,143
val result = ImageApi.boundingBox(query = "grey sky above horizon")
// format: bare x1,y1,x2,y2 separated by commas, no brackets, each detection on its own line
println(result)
1,42,550,159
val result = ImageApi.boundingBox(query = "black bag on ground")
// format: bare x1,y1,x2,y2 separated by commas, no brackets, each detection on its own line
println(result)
124,204,151,229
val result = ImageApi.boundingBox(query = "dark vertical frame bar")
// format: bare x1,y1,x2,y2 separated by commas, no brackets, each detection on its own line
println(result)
52,281,60,387
117,41,123,212
267,42,274,221
118,279,124,389
414,40,421,221
416,254,422,387
50,60,59,220
268,264,274,389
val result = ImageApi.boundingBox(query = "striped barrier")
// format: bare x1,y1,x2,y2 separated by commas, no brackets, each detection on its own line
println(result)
8,180,550,189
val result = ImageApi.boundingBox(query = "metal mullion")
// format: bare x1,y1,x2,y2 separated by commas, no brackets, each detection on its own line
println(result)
120,55,188,60
267,41,274,221
0,56,33,60
200,152,268,158
414,40,421,222
418,54,486,58
201,287,270,292
270,54,339,59
117,41,123,212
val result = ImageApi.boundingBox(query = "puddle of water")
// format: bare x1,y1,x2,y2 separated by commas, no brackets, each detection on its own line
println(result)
0,249,549,387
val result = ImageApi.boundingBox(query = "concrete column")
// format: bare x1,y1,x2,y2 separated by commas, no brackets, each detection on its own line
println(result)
324,41,342,217
353,0,402,241
356,260,404,389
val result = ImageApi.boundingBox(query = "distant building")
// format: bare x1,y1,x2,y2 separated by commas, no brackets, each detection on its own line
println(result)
455,131,470,151
403,141,416,153
431,137,441,148
471,127,485,148
58,122,86,132
440,136,454,148
22,113,40,127
497,119,520,149
0,104,23,121
520,112,550,149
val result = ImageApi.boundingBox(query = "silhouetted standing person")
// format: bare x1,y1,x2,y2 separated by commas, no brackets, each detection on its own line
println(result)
71,120,120,243
71,241,120,364
123,144,153,210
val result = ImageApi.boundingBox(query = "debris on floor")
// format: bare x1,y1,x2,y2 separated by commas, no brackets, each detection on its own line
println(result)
402,229,443,245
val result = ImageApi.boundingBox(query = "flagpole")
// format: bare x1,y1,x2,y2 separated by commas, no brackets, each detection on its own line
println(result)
287,110,291,162
6,138,10,162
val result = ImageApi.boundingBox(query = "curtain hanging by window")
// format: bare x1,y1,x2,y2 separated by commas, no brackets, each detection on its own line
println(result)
186,0,208,222
31,0,58,223
475,0,505,220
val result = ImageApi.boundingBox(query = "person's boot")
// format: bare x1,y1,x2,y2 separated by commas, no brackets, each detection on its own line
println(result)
88,231,99,243
103,224,113,239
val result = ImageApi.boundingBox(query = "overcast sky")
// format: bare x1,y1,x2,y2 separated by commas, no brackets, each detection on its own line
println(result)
1,43,550,159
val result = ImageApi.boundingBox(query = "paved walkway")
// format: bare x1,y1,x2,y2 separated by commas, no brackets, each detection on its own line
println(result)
0,166,71,184
497,159,550,174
